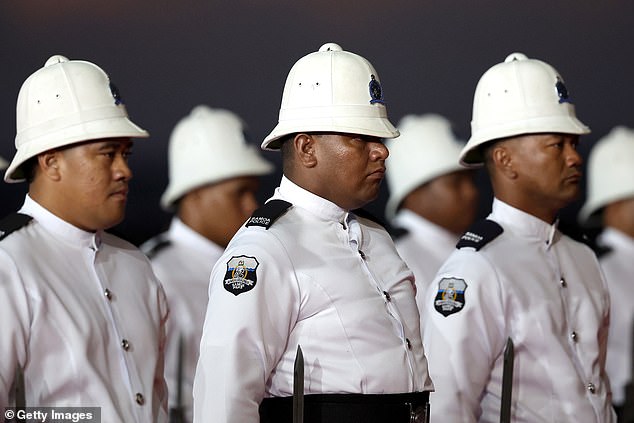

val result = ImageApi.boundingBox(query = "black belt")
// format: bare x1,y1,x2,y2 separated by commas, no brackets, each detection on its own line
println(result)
259,391,430,423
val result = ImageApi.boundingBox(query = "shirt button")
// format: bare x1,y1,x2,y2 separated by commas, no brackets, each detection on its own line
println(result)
104,288,112,301
587,383,596,394
383,291,391,302
135,393,145,405
570,331,578,342
406,338,412,350
560,278,567,288
121,339,130,351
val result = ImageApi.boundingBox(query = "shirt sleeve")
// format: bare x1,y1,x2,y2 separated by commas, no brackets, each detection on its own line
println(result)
0,249,31,408
193,231,299,423
421,249,506,422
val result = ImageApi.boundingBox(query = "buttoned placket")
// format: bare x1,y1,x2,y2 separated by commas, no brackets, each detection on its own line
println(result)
343,214,417,385
545,227,601,413
86,236,146,422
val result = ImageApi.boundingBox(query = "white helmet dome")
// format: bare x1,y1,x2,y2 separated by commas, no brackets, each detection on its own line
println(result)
385,114,466,219
161,105,274,210
262,42,399,150
460,52,590,167
578,126,634,225
5,55,148,182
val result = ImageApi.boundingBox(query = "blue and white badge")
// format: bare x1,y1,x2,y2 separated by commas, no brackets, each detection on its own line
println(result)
224,255,259,296
434,277,468,317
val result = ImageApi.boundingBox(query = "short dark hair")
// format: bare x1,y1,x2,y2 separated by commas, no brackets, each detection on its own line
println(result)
279,134,297,175
21,157,39,183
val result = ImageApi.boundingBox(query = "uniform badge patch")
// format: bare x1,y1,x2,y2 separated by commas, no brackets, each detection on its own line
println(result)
434,277,468,317
224,255,259,296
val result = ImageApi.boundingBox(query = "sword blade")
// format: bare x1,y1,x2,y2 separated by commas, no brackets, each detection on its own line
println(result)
293,345,304,423
500,337,514,423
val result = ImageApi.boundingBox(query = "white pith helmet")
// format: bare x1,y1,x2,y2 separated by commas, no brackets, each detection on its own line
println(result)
5,55,148,183
385,114,466,219
261,42,399,150
460,52,590,167
578,126,634,225
161,105,274,210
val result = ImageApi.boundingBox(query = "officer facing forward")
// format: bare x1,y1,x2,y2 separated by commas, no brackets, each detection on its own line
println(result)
579,126,634,420
142,105,273,422
385,114,478,307
420,53,616,422
193,43,433,423
0,56,168,422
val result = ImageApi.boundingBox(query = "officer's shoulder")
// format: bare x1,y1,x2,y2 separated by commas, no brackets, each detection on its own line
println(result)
140,233,172,259
0,213,33,242
456,219,504,251
245,200,292,230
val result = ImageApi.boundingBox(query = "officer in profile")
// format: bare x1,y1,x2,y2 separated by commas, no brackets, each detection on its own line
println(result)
0,55,168,422
420,53,616,422
579,126,634,421
385,113,478,304
142,105,273,422
193,43,433,423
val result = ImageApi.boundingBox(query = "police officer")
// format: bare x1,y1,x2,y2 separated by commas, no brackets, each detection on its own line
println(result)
142,105,273,422
0,55,168,422
579,126,634,420
385,114,478,308
193,43,433,423
420,53,616,422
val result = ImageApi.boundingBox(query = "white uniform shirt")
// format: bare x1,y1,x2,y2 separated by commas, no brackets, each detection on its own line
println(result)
143,218,223,422
193,176,433,423
0,195,169,422
421,198,615,422
392,209,458,312
596,227,634,405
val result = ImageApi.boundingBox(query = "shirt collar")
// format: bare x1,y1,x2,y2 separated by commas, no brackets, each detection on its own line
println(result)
490,198,560,246
273,175,348,223
169,217,224,257
393,209,458,246
19,194,101,250
599,227,634,253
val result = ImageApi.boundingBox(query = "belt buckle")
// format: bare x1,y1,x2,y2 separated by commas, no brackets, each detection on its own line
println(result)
408,401,430,423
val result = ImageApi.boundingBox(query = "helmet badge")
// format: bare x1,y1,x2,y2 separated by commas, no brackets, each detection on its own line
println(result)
109,81,124,105
555,77,571,104
369,74,385,104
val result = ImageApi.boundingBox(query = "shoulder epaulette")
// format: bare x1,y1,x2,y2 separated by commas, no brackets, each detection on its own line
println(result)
245,200,292,230
0,213,33,242
352,208,387,228
141,234,172,259
456,219,503,251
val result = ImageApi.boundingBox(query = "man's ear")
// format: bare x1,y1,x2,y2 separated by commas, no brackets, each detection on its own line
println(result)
294,133,318,168
491,143,518,179
37,151,62,181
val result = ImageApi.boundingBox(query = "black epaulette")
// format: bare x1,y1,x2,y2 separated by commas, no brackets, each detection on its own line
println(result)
141,234,172,259
456,219,503,251
0,213,33,242
245,200,292,230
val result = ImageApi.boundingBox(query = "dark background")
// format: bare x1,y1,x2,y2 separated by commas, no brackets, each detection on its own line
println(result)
1,1,632,245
